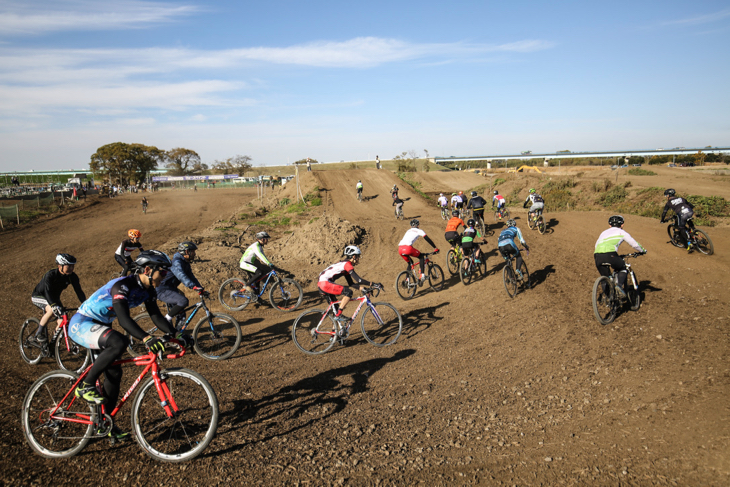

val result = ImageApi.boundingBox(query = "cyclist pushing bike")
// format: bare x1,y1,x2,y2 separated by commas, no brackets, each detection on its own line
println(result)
398,219,440,284
68,250,183,440
114,229,144,276
240,231,276,296
156,241,207,325
659,188,694,251
444,210,465,251
318,246,383,325
30,253,87,347
523,189,545,222
498,220,529,279
594,215,646,298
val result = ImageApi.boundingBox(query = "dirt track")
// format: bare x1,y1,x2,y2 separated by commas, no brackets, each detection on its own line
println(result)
2,169,729,486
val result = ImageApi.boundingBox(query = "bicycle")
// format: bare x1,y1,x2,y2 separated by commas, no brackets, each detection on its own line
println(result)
142,202,148,214
218,267,303,312
21,337,218,462
395,251,444,300
472,211,493,237
445,243,464,276
19,308,90,374
494,207,511,222
126,293,242,360
458,247,487,286
292,287,402,355
592,253,643,325
395,205,404,220
527,209,546,234
666,215,714,255
440,206,449,220
501,247,530,298
357,191,362,202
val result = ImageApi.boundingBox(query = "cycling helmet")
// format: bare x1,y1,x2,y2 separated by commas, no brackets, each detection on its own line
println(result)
506,219,517,228
255,231,270,240
439,193,444,196
358,180,361,183
452,192,457,196
467,219,475,227
608,215,624,228
392,185,397,189
452,210,460,217
459,191,464,195
493,190,498,194
410,219,420,228
664,188,676,197
135,250,172,269
471,191,477,197
128,229,141,239
178,241,198,253
529,188,536,194
56,253,77,266
343,245,362,257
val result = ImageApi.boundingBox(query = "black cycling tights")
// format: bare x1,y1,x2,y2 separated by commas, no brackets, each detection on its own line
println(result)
85,330,127,406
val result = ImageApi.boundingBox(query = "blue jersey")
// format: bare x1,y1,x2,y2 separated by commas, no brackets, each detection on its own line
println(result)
498,227,525,250
77,275,157,324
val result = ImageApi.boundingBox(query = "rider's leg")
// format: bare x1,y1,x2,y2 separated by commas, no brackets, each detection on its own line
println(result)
156,289,189,323
334,286,354,318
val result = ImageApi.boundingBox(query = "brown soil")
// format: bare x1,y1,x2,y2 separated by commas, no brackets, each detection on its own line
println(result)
2,169,729,486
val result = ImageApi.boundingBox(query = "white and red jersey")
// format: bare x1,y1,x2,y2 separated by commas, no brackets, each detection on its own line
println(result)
318,261,354,283
493,194,505,205
398,228,427,247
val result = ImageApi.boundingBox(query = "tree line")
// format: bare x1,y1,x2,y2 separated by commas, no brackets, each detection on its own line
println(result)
89,142,254,185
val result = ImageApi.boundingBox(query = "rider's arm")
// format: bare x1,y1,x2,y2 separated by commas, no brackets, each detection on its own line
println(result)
171,256,202,289
252,242,272,266
621,230,646,253
423,235,437,248
660,203,670,222
39,270,62,307
348,269,373,288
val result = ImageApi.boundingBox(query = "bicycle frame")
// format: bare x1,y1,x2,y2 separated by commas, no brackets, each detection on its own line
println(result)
313,292,377,338
172,298,207,332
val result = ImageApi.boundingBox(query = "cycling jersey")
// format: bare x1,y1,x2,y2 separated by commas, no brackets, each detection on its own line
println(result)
77,276,158,324
445,217,464,233
493,194,505,207
115,239,144,259
594,228,645,254
398,228,427,247
526,194,544,204
437,196,448,207
461,227,482,244
318,260,373,293
32,268,86,308
158,252,202,292
498,227,526,251
467,196,487,209
450,195,461,206
356,182,363,191
240,241,272,273
661,196,694,221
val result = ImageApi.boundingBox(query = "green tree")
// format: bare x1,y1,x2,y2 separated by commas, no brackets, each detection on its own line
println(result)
89,142,163,185
165,147,206,175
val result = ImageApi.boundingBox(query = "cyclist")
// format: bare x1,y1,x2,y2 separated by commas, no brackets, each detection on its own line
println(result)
318,246,382,325
523,189,545,222
455,191,466,213
659,188,695,250
461,219,485,264
492,190,506,217
69,250,183,440
498,219,529,279
391,184,399,200
398,219,440,283
449,192,459,212
444,210,465,251
437,192,448,211
393,195,404,218
30,253,87,346
594,215,647,297
467,191,487,226
141,196,148,213
240,231,274,296
156,241,206,325
115,229,144,276
356,180,363,199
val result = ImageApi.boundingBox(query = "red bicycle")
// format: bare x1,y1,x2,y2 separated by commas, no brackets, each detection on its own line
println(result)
19,308,90,374
21,338,218,462
394,251,444,299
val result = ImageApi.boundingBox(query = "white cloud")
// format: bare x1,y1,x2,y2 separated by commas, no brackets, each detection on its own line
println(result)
0,0,200,36
659,8,730,26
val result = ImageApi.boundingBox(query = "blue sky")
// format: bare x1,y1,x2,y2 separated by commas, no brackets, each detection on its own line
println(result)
0,0,728,171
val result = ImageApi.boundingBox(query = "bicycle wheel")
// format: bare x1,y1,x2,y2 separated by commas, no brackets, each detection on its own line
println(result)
503,265,518,298
397,210,404,221
218,278,252,311
428,264,445,292
395,270,417,300
527,215,536,230
292,309,336,355
667,225,683,248
268,278,304,312
518,261,530,291
192,313,242,360
126,313,159,357
502,208,511,220
22,370,94,459
19,317,45,365
131,368,218,462
459,258,473,286
446,249,459,275
441,209,448,220
626,271,641,311
592,276,617,325
55,332,90,374
694,230,714,255
361,302,403,347
536,216,546,234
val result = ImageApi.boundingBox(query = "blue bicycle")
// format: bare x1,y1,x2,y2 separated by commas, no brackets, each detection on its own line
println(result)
218,268,303,312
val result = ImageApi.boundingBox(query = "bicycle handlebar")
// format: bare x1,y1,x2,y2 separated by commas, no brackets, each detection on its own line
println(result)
619,252,645,259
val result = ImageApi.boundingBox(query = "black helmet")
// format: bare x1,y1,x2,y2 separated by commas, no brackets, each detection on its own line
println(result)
135,250,172,269
255,231,270,240
410,219,420,228
467,219,475,227
608,215,624,228
493,190,498,194
664,188,676,197
178,241,198,253
506,219,517,228
56,253,77,266
452,210,460,217
471,191,477,197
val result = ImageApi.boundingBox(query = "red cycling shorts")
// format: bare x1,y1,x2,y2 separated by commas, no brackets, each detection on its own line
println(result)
318,280,344,296
398,245,421,263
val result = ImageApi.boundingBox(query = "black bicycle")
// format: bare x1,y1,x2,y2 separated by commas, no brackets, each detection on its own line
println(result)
591,253,643,325
501,248,530,298
665,215,714,255
218,267,303,312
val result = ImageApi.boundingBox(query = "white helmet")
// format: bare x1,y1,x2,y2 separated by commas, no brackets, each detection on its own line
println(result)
343,245,362,257
439,193,444,196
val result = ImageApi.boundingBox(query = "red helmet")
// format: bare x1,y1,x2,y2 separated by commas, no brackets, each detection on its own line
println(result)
128,229,141,239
